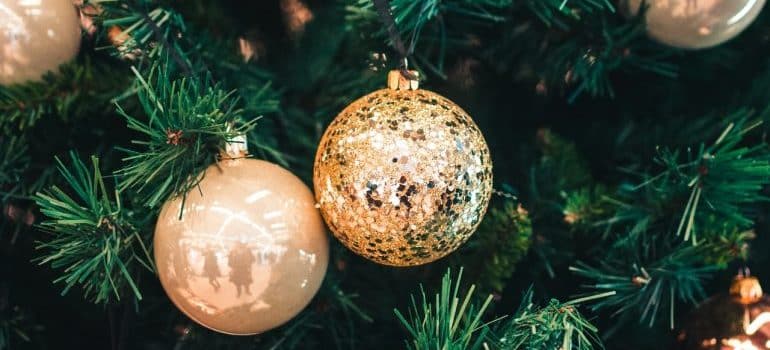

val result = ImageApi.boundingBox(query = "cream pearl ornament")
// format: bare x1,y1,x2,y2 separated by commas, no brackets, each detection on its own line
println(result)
154,158,329,335
622,0,766,49
0,0,82,85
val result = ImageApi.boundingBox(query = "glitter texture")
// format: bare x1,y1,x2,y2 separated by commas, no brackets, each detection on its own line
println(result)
313,87,493,266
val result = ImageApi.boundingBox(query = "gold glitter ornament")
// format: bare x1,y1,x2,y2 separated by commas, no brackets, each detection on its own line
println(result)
313,70,493,267
155,158,329,335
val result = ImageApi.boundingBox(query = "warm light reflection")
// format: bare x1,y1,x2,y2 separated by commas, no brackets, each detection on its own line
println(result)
245,189,271,204
723,338,760,350
746,312,770,335
729,0,761,24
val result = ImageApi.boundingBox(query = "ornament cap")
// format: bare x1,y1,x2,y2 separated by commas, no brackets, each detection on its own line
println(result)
730,275,763,304
388,70,419,91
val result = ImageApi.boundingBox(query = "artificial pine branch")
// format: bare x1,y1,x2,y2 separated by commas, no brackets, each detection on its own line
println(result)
482,3,677,101
345,0,509,78
522,0,614,29
570,244,716,329
0,57,127,133
0,136,29,200
569,117,770,328
394,268,499,350
34,152,153,304
497,288,610,350
93,1,188,64
115,57,253,208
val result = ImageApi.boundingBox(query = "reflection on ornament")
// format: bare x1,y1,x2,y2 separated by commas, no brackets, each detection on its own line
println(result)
622,0,766,49
314,70,493,266
746,312,770,336
679,274,770,350
723,338,760,350
0,0,81,84
155,158,329,335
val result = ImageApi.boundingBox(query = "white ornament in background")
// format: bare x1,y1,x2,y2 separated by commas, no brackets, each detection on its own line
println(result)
1,0,81,85
622,0,766,49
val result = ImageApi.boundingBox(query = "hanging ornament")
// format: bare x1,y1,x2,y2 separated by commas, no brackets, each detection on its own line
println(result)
0,0,81,85
621,0,766,49
154,141,329,335
313,69,493,267
678,271,770,349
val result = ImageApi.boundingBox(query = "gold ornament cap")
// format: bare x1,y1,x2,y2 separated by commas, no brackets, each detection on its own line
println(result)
388,70,420,91
730,275,763,305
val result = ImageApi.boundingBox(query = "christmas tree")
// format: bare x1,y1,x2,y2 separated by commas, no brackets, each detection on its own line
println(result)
3,0,770,349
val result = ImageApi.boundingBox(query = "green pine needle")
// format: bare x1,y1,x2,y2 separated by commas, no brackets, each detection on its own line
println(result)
497,288,608,350
394,268,500,350
34,152,153,304
570,245,716,329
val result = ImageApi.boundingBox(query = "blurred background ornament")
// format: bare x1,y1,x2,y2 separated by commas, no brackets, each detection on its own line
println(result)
154,157,329,335
313,69,493,266
621,0,766,49
280,0,313,38
678,270,770,349
0,0,81,85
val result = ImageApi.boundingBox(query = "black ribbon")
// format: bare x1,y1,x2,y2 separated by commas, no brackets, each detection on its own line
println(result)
372,0,418,80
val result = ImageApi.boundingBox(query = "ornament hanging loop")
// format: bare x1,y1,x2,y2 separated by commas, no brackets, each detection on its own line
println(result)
388,69,419,91
731,267,763,304
221,123,249,159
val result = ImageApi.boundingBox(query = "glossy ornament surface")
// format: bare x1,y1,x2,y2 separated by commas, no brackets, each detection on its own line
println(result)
0,0,81,84
313,70,493,267
678,274,770,349
154,158,329,335
623,0,765,49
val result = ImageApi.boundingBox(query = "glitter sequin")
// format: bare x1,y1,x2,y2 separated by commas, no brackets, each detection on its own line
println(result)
313,88,493,266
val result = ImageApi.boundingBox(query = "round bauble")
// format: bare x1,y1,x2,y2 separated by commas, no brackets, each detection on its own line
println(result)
622,0,765,49
313,70,493,267
0,0,81,85
154,158,329,335
677,274,770,349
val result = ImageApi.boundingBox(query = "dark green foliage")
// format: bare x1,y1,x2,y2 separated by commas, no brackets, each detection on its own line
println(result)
0,58,127,133
561,185,613,228
521,0,614,29
535,129,593,193
345,0,510,78
0,136,28,199
0,305,39,350
571,245,716,328
463,201,532,293
568,118,770,329
34,153,152,304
